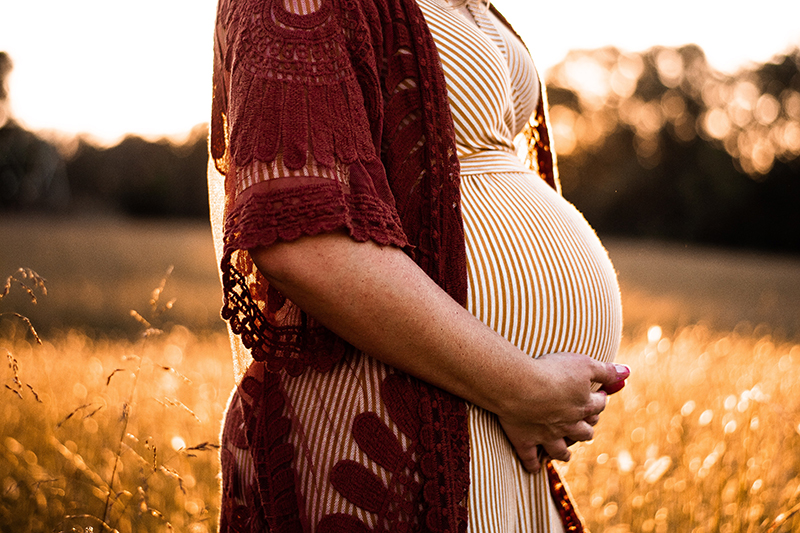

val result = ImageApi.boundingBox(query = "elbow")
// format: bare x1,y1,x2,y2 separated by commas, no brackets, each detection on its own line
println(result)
249,242,300,287
247,231,352,289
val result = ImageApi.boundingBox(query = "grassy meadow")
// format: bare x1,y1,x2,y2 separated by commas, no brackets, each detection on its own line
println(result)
1,215,800,532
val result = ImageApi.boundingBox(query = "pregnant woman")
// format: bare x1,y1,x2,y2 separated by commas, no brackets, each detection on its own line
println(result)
207,0,627,530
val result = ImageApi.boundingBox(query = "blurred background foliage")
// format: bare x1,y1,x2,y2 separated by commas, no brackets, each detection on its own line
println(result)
1,45,799,252
547,45,800,253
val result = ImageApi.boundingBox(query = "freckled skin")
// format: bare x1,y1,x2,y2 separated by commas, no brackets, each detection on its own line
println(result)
252,232,629,472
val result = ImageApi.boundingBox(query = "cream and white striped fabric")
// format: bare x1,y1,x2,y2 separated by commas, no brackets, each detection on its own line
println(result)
214,0,623,530
416,0,623,531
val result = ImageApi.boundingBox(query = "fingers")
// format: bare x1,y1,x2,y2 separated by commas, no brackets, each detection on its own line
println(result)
541,439,571,464
584,390,608,419
516,445,543,474
592,361,631,387
601,378,626,395
564,420,594,443
584,413,600,426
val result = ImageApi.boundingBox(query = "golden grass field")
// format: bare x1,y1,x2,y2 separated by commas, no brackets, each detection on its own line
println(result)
1,215,800,532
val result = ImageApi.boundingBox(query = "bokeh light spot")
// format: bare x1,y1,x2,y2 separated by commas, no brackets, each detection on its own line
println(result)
755,93,780,125
618,450,635,473
171,436,186,451
703,108,731,140
656,48,684,88
647,325,663,344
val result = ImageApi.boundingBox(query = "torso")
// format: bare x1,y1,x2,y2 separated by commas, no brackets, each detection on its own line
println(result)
416,0,623,530
214,0,621,530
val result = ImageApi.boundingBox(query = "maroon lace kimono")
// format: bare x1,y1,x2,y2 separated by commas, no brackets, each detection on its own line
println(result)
208,0,577,529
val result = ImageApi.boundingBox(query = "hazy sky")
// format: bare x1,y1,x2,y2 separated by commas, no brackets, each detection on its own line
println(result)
1,0,799,144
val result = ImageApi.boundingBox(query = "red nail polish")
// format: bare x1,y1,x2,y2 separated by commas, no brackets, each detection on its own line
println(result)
601,379,626,395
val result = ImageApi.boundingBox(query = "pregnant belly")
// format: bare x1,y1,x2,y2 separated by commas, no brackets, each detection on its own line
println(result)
461,170,622,363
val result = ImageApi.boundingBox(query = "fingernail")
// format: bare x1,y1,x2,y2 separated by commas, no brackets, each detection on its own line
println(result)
614,364,630,378
602,379,626,395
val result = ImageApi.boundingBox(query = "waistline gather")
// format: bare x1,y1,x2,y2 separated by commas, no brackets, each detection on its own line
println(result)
458,149,531,175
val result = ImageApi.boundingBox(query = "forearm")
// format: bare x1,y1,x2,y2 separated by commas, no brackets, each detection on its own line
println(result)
250,232,537,416
250,232,626,471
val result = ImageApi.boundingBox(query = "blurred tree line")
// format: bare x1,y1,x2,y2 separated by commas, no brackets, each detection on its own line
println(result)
1,46,798,251
547,45,800,252
0,52,69,211
0,51,208,218
63,126,209,217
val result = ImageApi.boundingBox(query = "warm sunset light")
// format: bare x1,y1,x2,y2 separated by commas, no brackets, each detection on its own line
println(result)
0,0,218,144
3,0,800,530
1,0,798,143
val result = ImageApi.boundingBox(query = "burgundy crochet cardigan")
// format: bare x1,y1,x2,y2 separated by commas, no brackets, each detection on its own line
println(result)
209,0,575,529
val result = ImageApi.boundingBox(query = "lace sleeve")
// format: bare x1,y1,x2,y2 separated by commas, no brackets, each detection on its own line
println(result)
210,0,409,376
213,0,408,247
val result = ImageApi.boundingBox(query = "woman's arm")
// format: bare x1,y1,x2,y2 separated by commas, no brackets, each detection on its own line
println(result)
251,233,628,473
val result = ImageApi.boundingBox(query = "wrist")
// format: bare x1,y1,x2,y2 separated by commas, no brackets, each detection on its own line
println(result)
482,353,547,420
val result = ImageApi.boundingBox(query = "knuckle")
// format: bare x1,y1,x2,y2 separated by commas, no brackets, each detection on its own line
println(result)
545,440,569,460
515,444,541,464
568,423,594,442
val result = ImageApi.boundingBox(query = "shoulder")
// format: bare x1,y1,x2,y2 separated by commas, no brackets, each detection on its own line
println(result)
217,0,395,36
216,0,400,73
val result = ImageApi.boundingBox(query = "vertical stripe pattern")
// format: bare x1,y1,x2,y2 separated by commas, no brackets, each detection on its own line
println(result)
220,0,623,530
416,0,623,531
282,353,413,528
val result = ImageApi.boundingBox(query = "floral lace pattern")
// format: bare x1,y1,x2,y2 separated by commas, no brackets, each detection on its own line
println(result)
211,0,578,530
212,0,472,529
320,374,469,533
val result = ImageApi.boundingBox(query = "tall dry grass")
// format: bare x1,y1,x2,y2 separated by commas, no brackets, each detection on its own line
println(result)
562,322,800,533
1,268,231,532
6,290,798,532
1,217,799,531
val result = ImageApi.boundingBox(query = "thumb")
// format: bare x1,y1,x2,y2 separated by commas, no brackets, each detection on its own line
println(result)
592,361,630,386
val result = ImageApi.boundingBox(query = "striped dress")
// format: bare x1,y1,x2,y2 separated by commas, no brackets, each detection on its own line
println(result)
415,0,623,530
212,0,622,530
